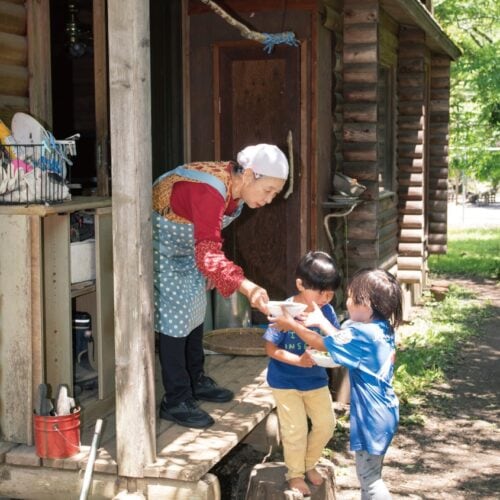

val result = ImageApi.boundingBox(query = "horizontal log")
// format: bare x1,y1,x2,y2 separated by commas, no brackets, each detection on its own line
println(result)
429,112,450,122
344,2,378,25
398,115,424,130
398,200,423,214
429,161,449,173
398,144,423,158
347,220,378,240
344,84,377,102
0,32,26,66
427,244,447,255
398,256,424,270
398,158,424,171
398,242,424,256
343,123,377,142
427,233,447,244
428,123,449,134
430,88,450,101
431,66,450,79
400,228,424,242
347,200,377,220
379,233,398,256
0,63,28,96
0,1,26,35
430,100,450,113
344,44,377,64
344,24,377,44
343,63,378,83
428,190,448,201
398,25,425,43
429,144,449,155
380,221,398,240
398,102,425,115
398,45,426,58
343,147,377,162
399,214,423,229
398,186,424,199
431,55,451,68
428,200,447,211
398,58,424,73
431,77,450,89
429,222,447,233
347,240,379,259
397,269,423,283
342,162,379,181
430,135,449,145
344,102,377,122
398,172,423,185
428,177,448,189
398,130,424,144
428,211,447,223
399,88,425,101
398,74,425,87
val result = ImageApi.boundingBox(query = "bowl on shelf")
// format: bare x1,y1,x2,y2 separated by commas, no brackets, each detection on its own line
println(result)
267,301,307,318
309,349,340,368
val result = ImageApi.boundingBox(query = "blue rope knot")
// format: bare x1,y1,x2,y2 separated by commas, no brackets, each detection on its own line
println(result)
262,32,299,54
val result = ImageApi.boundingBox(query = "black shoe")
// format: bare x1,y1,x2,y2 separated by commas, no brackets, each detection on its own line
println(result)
160,397,214,428
193,375,234,403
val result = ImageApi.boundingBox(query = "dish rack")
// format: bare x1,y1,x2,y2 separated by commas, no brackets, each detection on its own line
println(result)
0,136,78,205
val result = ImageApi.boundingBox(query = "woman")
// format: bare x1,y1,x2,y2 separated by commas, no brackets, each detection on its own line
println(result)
153,143,289,428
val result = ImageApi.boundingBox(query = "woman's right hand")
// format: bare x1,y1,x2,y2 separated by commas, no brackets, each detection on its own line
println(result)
239,279,269,314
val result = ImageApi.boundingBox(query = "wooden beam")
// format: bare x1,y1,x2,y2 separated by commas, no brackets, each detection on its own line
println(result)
26,0,52,126
108,0,156,478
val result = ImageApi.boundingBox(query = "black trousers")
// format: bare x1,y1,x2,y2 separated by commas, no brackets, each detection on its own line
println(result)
159,324,205,408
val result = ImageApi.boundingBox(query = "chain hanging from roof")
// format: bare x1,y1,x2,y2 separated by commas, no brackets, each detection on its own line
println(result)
198,0,299,53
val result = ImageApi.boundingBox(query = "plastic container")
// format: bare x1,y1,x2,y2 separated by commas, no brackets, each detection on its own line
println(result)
33,409,81,459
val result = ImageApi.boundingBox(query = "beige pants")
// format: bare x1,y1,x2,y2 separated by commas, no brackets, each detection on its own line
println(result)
272,385,336,480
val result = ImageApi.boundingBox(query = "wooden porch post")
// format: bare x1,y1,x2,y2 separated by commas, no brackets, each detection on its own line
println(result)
108,0,156,478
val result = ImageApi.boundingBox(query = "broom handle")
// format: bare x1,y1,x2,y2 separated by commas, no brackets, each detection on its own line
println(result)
79,418,103,500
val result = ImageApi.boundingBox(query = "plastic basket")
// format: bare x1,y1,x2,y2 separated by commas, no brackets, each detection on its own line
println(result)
0,140,75,205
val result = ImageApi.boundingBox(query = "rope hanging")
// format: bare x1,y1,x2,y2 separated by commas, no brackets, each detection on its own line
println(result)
198,0,299,53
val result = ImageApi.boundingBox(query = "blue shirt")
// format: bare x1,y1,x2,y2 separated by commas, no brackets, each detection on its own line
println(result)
323,319,399,455
264,302,340,391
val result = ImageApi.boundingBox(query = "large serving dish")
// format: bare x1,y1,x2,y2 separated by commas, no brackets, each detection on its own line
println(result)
309,349,340,368
267,301,307,318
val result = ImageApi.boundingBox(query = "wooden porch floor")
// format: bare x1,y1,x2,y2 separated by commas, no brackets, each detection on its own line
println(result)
1,354,274,487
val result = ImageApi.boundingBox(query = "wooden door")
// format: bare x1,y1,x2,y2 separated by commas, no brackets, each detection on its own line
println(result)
213,41,306,301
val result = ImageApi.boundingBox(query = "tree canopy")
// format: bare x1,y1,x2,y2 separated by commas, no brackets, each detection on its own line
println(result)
434,0,500,189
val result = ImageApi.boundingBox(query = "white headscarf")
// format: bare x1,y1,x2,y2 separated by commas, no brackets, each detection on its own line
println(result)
236,144,289,180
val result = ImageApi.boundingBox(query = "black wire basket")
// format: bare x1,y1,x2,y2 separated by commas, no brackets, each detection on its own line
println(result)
0,140,75,205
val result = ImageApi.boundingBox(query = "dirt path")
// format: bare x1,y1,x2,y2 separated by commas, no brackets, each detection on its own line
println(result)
333,278,500,499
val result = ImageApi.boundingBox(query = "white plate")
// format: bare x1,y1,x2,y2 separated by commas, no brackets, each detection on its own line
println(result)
267,301,307,318
309,349,339,368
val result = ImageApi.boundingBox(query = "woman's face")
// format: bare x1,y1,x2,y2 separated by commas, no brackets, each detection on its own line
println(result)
238,170,286,208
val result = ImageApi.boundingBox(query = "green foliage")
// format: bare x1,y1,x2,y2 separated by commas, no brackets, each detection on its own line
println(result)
428,228,500,279
394,285,493,425
434,0,500,186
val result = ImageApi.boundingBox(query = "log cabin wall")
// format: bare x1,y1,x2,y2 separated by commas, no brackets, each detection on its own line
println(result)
396,25,428,287
342,0,380,275
321,0,346,303
0,0,28,124
427,55,451,254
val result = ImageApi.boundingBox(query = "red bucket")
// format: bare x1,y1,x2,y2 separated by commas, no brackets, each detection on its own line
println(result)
33,409,81,459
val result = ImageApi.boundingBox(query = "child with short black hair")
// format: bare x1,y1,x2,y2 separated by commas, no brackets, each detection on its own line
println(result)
272,268,403,499
263,250,341,496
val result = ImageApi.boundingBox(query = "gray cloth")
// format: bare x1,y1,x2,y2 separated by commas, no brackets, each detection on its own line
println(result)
355,450,392,500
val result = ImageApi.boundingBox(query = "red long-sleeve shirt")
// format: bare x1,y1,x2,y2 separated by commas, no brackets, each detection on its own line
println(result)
170,181,245,297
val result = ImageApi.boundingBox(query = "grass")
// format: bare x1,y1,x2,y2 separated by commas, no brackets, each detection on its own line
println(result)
428,228,500,279
394,285,494,425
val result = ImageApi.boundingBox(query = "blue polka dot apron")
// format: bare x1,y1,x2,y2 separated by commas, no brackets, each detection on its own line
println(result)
153,166,243,338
